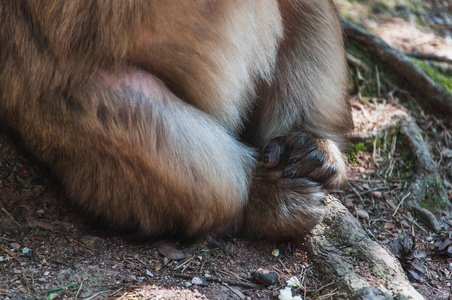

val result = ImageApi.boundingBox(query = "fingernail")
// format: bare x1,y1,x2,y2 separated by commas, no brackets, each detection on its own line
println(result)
283,169,295,177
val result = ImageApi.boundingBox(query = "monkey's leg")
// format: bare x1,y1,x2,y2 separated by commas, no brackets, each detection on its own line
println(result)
243,1,352,239
19,66,255,240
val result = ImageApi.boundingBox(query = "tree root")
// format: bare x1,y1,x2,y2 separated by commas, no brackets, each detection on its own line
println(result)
350,111,451,231
341,18,452,115
310,109,452,298
306,196,424,299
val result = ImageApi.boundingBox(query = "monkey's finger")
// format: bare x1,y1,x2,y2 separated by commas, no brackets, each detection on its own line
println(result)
283,150,326,178
262,138,285,168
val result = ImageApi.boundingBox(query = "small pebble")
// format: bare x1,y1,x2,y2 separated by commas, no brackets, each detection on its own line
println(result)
146,269,154,277
125,275,137,283
156,241,186,261
357,209,369,219
191,276,208,286
79,235,105,249
154,261,163,272
370,191,382,198
342,198,354,208
252,271,279,285
10,242,21,250
383,222,395,229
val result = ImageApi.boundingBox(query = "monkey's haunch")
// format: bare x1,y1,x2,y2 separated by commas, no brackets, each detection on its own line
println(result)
0,0,352,241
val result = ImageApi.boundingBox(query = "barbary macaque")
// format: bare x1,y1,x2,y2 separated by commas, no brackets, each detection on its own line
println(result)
0,1,352,241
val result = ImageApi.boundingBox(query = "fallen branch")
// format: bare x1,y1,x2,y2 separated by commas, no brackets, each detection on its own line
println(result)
306,196,424,299
341,18,452,115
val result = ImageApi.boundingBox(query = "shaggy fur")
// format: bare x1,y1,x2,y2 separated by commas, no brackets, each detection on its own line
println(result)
0,1,352,241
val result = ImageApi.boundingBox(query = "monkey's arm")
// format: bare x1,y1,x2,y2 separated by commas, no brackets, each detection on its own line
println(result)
241,1,352,239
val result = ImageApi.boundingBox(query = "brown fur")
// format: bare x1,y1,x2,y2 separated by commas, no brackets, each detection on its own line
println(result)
0,1,352,241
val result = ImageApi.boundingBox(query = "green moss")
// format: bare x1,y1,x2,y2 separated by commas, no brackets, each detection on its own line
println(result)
348,69,357,92
346,150,360,166
347,134,386,165
383,131,395,155
372,3,390,13
411,58,452,93
349,136,382,153
415,17,427,27
395,138,416,175
346,41,369,58
350,142,365,152
420,174,448,213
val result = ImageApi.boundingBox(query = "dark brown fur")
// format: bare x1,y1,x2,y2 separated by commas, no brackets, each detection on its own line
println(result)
0,1,352,241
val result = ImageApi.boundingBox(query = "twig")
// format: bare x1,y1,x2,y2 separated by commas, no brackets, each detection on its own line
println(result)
66,236,91,251
317,289,339,300
173,273,260,289
38,255,73,268
223,284,246,300
344,186,390,199
405,216,428,233
0,245,15,257
375,65,381,97
173,255,195,272
1,207,22,228
84,290,112,300
372,134,378,162
393,192,411,216
347,182,364,203
347,53,370,73
278,258,292,275
75,278,88,299
22,273,32,295
220,269,250,282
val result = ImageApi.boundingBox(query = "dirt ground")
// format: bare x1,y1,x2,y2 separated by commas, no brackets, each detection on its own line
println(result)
1,1,452,299
0,132,338,300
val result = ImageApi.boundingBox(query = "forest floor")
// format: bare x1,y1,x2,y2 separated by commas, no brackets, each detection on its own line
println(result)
1,1,452,299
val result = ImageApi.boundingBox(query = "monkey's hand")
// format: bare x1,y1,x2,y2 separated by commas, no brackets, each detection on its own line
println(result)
242,133,347,240
261,133,347,191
